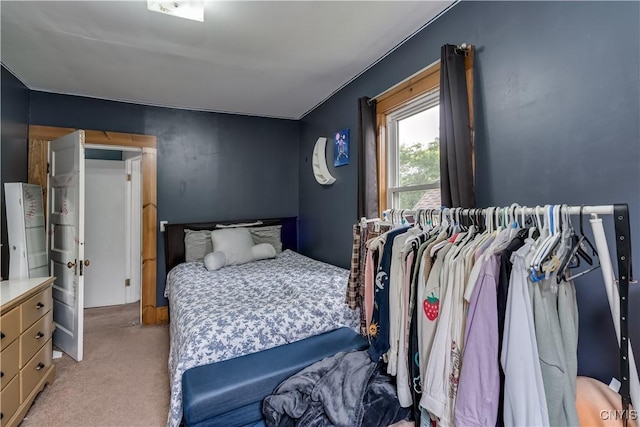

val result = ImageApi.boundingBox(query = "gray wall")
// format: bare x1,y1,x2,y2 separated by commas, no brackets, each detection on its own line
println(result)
29,91,300,306
1,66,30,279
299,1,639,382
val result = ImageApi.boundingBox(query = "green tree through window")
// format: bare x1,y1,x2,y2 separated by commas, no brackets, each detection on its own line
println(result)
399,138,440,209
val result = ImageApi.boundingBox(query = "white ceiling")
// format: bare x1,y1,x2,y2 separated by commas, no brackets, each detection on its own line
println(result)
1,1,453,119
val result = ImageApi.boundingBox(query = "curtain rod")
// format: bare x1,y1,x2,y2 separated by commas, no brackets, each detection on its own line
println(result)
368,43,472,104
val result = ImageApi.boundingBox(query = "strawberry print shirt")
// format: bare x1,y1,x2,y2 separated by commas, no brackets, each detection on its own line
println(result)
418,243,454,413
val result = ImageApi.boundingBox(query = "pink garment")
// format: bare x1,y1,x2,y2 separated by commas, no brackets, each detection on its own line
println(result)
364,248,376,333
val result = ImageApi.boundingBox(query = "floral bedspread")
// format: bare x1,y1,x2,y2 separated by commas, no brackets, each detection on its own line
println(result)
164,250,360,427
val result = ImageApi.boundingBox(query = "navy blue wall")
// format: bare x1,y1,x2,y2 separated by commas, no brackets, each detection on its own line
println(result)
1,66,30,279
29,91,300,306
299,1,639,382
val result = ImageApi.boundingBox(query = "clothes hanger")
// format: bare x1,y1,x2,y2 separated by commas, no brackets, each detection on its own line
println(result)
556,205,600,283
539,205,571,281
529,205,555,278
527,205,544,241
481,206,514,256
429,208,457,257
532,205,566,281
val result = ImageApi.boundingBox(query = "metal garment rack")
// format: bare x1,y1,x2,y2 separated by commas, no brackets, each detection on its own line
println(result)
381,203,633,420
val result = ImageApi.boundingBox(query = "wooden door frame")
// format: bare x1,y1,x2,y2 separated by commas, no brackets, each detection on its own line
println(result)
28,125,162,325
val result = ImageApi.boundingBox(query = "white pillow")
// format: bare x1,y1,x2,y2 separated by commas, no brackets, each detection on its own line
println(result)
251,243,276,261
210,228,255,266
204,251,227,271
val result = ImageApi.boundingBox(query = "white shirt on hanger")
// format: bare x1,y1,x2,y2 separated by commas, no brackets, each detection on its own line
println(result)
501,239,550,427
386,227,419,376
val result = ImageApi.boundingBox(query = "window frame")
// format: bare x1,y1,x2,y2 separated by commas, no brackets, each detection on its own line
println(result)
386,89,440,210
375,49,474,215
376,61,441,214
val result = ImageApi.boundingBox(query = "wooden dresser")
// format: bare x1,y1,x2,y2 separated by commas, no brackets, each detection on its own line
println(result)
0,277,55,427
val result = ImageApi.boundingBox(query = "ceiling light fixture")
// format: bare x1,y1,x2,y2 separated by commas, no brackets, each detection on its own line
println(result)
147,1,204,22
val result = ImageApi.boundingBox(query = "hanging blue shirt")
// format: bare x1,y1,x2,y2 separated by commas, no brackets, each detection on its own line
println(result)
368,226,410,362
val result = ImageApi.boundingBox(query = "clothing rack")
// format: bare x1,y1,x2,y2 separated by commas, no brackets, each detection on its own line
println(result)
383,205,615,221
380,203,634,422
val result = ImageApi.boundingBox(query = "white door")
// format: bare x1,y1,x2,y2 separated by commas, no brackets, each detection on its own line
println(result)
84,159,126,308
48,130,85,362
125,155,142,305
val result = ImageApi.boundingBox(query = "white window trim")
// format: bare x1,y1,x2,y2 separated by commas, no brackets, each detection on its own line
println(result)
386,89,440,209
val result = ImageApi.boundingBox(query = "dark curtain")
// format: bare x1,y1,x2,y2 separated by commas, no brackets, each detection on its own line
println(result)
440,44,475,208
357,97,379,219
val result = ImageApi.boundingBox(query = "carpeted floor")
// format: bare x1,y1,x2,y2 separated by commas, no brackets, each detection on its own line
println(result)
21,302,170,427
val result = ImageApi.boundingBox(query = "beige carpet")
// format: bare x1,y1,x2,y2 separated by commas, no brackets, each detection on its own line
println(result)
21,302,170,427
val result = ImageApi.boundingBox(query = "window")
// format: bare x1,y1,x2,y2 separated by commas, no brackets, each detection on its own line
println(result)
386,91,440,210
376,61,441,213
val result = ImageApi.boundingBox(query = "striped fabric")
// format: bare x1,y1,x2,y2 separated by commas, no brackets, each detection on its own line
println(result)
347,222,391,335
346,224,362,310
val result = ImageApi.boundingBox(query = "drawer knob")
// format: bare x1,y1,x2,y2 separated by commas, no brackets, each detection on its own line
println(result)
35,332,45,339
67,261,76,269
0,371,4,378
0,332,4,339
36,302,45,309
36,362,45,371
1,412,3,420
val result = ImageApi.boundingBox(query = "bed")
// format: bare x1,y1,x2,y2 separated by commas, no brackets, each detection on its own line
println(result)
163,217,360,427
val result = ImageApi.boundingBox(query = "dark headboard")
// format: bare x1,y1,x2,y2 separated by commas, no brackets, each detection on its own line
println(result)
164,217,298,273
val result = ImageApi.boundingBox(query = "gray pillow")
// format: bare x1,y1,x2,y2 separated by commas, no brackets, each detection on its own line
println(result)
252,243,276,261
248,225,282,253
184,229,212,263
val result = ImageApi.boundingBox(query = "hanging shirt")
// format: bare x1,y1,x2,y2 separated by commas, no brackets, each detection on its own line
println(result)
419,242,454,415
531,276,579,427
558,279,579,402
387,227,420,375
496,233,526,427
359,223,390,335
409,234,441,424
397,250,416,407
421,235,471,427
364,248,377,334
502,240,549,427
368,226,410,363
454,255,500,427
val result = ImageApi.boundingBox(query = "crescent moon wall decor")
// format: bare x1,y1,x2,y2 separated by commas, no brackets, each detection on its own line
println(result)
312,137,336,185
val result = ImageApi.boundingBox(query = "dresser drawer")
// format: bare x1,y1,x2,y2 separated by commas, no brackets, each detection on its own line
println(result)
0,374,20,427
0,308,20,350
20,339,52,402
20,287,52,330
20,311,53,369
0,340,19,390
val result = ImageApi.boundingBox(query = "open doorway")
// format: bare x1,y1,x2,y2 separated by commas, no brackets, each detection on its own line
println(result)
27,125,160,328
84,147,142,316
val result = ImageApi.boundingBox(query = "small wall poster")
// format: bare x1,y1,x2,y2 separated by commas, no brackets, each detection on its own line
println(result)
334,129,350,167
